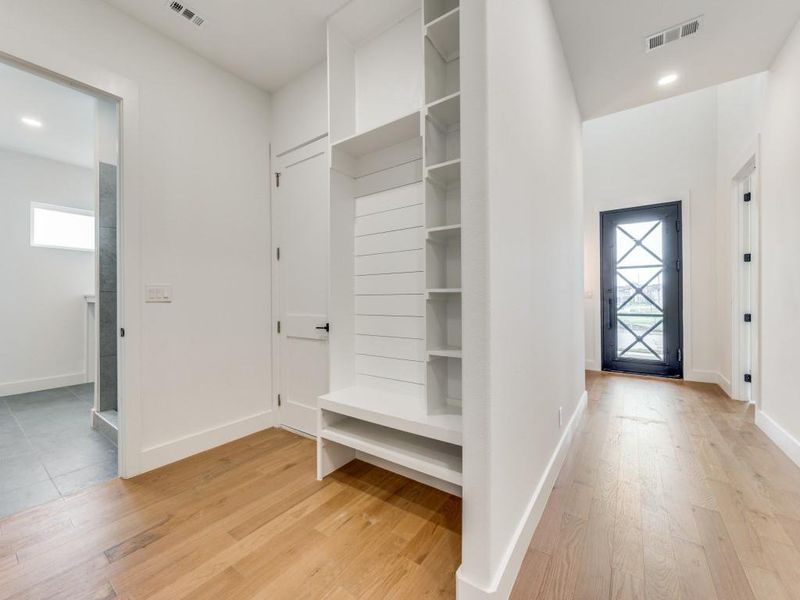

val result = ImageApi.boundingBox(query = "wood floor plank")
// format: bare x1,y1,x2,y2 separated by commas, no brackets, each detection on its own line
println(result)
514,372,800,600
744,565,792,600
509,549,550,600
692,505,757,600
0,429,460,600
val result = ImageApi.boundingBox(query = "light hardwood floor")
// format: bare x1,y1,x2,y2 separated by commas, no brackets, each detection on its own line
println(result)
512,371,800,600
0,429,461,599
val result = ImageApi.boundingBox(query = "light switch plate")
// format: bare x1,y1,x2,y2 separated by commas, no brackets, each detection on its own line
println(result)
145,285,173,303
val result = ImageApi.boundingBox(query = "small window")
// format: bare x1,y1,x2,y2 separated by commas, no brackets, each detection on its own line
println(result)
30,202,95,252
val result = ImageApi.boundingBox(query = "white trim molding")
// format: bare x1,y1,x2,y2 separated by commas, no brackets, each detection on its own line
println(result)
0,372,88,397
456,390,588,600
139,410,275,473
756,409,800,469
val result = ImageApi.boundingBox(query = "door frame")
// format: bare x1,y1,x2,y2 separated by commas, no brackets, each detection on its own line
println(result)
0,31,142,476
270,136,329,436
588,192,697,377
600,201,684,377
730,151,761,405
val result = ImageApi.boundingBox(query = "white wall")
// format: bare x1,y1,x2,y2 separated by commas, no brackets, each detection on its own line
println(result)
583,75,764,393
270,61,327,155
460,0,585,596
758,21,800,462
0,149,95,394
0,0,272,473
714,75,766,392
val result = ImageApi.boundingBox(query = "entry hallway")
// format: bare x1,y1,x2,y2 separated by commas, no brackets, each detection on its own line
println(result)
512,372,800,600
0,429,460,599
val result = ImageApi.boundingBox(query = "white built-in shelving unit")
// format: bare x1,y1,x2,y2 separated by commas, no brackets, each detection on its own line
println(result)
318,0,463,496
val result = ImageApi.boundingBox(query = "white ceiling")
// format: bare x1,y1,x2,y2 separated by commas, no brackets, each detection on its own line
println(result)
0,62,96,168
550,0,800,119
104,0,351,92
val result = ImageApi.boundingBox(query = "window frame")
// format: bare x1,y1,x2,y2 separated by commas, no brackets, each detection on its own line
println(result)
30,201,96,252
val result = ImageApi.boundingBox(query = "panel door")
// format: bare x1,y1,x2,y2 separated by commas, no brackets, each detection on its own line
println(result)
274,138,329,435
601,202,683,378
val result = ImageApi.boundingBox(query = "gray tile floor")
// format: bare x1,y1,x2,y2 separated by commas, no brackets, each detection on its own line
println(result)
0,383,117,518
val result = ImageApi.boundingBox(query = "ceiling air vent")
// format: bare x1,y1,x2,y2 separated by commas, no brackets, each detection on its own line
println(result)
646,16,702,53
165,0,205,27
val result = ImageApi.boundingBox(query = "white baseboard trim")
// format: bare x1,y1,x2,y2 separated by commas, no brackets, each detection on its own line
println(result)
716,373,732,398
138,410,275,473
685,368,719,384
755,409,800,468
0,372,87,397
456,390,589,600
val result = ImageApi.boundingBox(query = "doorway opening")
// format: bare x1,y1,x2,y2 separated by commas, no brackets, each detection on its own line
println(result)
0,59,121,517
600,201,683,378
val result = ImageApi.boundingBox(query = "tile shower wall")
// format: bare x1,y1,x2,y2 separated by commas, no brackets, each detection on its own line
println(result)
98,163,117,412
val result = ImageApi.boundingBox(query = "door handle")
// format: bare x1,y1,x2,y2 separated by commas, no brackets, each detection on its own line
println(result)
608,298,613,329
316,323,330,333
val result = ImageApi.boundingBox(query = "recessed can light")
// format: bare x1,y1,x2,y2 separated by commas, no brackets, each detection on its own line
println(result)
21,116,43,128
658,73,679,87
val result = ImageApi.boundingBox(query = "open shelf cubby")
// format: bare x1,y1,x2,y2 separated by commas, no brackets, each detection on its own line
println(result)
320,0,463,497
426,113,460,166
424,0,459,25
427,226,461,290
428,92,461,128
427,356,462,415
426,177,461,228
427,158,461,186
425,35,460,104
426,7,460,63
427,291,461,351
319,413,462,486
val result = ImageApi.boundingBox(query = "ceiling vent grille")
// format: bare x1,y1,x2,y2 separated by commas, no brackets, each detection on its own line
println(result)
646,16,702,53
166,0,205,27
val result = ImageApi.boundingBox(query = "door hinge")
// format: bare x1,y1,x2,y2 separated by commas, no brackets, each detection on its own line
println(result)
120,327,125,338
277,320,281,334
677,348,682,363
277,394,282,407
744,373,752,383
744,313,752,323
744,253,752,263
676,258,681,272
275,172,281,187
276,247,280,261
744,192,752,202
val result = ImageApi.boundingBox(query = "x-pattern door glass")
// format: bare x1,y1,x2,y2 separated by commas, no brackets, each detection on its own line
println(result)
615,221,664,361
601,202,682,378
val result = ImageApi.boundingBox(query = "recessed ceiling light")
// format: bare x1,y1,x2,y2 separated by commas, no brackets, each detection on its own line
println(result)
658,73,679,87
21,116,43,128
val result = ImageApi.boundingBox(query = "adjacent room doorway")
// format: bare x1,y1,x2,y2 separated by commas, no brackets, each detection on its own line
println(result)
601,202,683,377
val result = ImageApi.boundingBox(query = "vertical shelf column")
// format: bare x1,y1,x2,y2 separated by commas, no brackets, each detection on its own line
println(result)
423,1,462,417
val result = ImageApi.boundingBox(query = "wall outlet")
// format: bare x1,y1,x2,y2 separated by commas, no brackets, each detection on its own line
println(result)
558,406,563,428
145,285,173,303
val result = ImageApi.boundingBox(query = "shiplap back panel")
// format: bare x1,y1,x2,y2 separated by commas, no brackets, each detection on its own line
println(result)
355,249,423,275
353,178,424,394
355,294,424,316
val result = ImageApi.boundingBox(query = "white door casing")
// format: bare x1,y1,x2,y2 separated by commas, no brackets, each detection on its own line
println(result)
273,137,329,435
731,156,759,404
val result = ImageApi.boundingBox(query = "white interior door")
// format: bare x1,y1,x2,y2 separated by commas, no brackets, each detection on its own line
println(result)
273,138,329,435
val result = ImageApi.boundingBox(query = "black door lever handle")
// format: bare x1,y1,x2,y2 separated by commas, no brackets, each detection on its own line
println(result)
316,323,330,332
